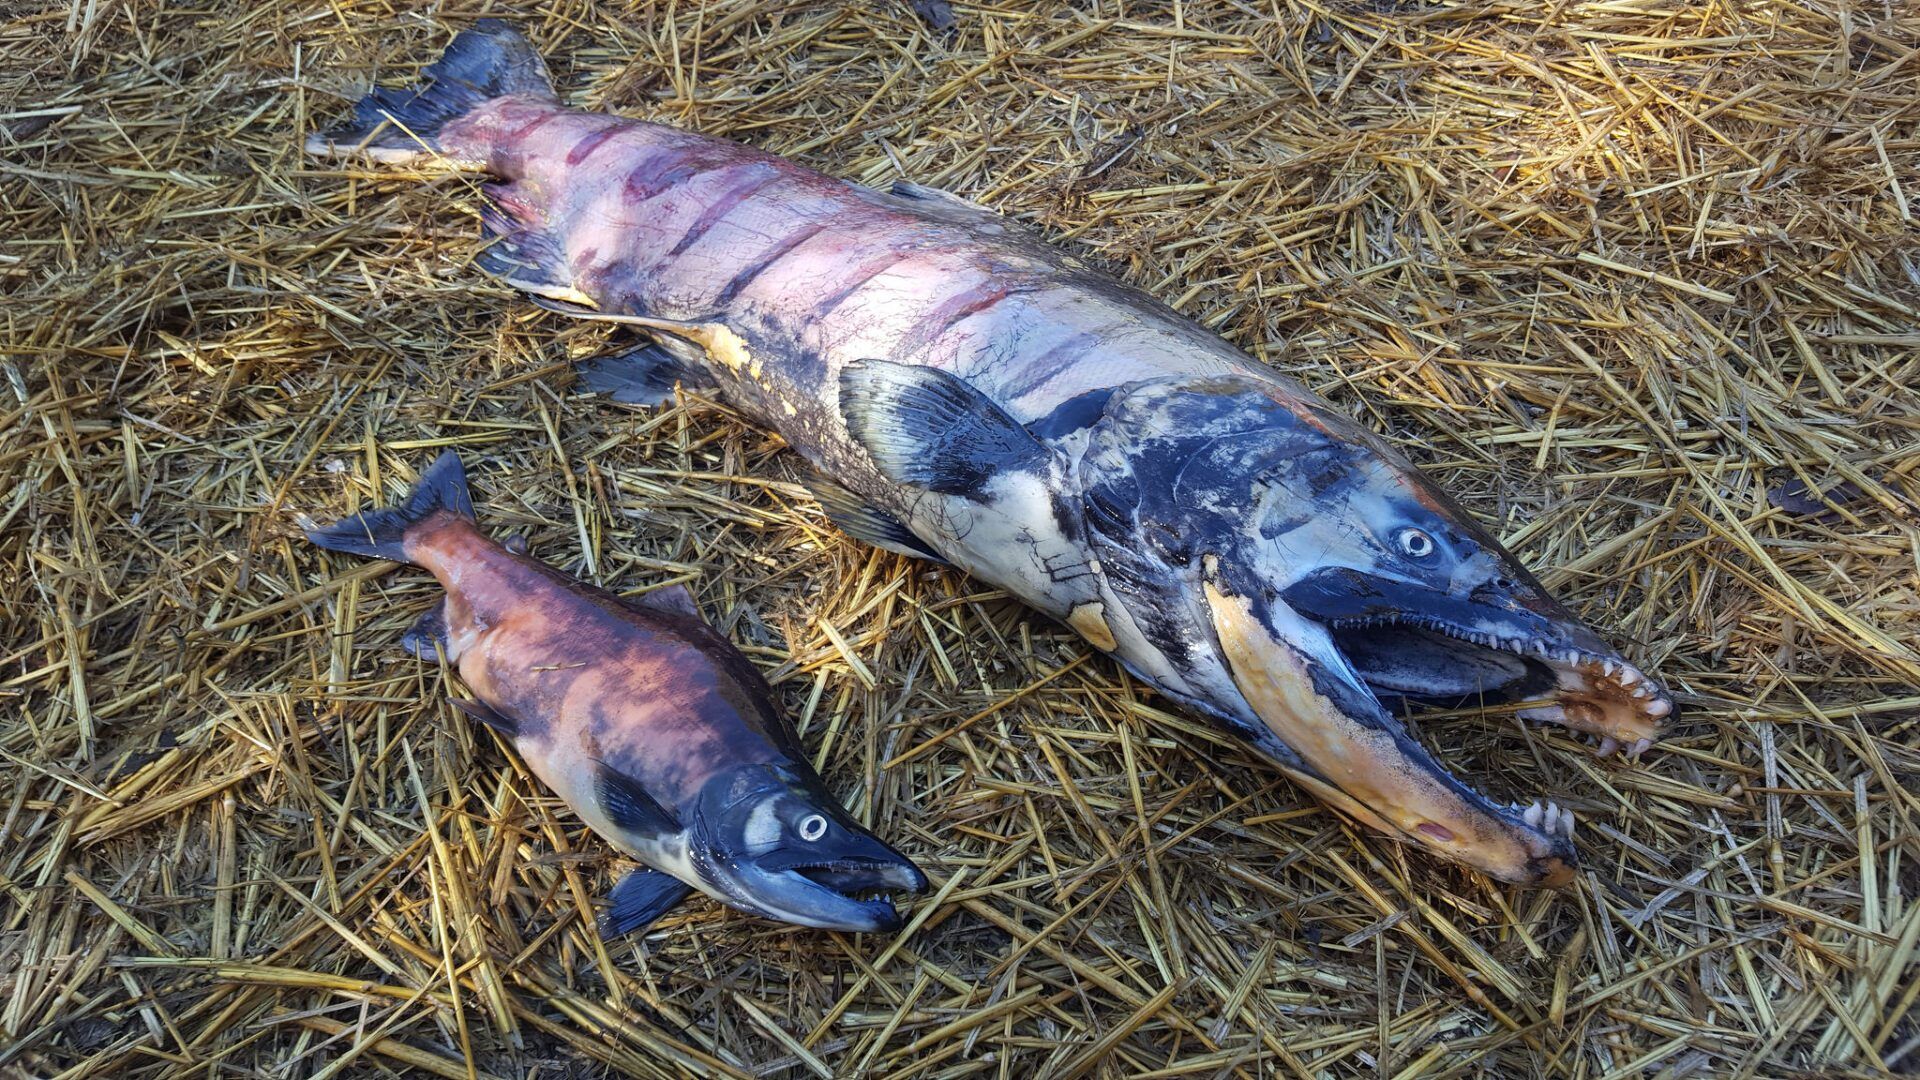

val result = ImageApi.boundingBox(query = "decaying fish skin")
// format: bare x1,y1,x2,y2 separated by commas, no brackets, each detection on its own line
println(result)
304,451,928,937
306,22,1674,886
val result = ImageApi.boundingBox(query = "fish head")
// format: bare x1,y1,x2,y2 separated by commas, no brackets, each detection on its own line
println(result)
1076,377,1670,885
1269,454,1671,746
692,764,929,932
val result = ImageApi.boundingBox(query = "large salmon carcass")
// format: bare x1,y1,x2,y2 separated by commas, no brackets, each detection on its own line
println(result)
308,20,1673,886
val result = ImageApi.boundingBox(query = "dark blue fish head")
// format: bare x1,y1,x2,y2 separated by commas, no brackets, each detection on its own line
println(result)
1075,376,1670,885
690,764,928,932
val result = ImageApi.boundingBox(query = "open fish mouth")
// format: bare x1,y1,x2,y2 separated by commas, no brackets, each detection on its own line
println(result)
751,855,929,932
1203,561,1674,886
1323,614,1673,757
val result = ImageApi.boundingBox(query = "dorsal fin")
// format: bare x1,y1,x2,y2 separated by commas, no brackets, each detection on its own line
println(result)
884,180,1006,231
631,583,701,618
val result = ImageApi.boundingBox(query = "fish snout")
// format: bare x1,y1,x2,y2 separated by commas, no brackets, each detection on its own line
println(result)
725,829,929,932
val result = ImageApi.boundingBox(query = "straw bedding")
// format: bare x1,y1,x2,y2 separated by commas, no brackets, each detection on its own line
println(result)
3,2,1917,1077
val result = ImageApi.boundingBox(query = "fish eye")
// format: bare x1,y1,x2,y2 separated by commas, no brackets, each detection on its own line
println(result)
1396,527,1435,559
797,814,828,842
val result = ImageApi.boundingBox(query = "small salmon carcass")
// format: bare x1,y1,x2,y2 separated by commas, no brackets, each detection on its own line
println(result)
305,451,928,937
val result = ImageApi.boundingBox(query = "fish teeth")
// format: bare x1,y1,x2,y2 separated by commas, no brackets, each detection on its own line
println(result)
1597,736,1620,757
1628,737,1654,758
1522,800,1577,838
1645,697,1673,719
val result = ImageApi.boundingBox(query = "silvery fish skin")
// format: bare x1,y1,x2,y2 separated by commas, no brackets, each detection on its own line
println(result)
304,452,927,937
308,21,1673,886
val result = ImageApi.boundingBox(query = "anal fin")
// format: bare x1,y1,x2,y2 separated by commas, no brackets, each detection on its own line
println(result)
600,868,694,940
476,189,590,304
803,475,945,562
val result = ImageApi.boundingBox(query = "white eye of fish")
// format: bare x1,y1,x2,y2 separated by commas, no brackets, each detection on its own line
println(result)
798,814,828,842
1396,528,1435,559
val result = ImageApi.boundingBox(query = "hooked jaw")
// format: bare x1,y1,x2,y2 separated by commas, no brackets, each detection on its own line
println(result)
1201,561,1671,885
1205,576,1580,886
1287,566,1674,757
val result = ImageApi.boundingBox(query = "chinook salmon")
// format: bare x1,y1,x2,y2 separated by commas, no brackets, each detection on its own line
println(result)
308,21,1674,886
305,451,928,936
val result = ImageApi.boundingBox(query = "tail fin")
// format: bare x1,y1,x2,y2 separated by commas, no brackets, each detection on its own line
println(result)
305,451,475,562
306,19,555,162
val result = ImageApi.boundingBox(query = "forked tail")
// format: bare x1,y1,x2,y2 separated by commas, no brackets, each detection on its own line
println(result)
305,450,475,562
304,19,554,162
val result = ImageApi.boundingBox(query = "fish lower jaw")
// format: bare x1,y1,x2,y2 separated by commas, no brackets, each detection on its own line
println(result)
1326,614,1671,754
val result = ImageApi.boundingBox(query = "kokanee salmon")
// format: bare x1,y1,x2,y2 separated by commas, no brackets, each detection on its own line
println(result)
305,452,926,937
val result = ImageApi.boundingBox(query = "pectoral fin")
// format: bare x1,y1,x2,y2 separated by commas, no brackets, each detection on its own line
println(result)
477,190,587,304
838,360,1050,497
595,763,680,837
802,474,946,561
600,868,694,940
451,696,519,737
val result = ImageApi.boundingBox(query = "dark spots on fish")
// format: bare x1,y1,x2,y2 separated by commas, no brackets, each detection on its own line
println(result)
565,125,622,166
1027,387,1115,442
714,223,826,307
895,280,1018,358
665,165,782,258
1048,491,1085,547
1296,451,1363,501
623,154,702,206
506,110,563,143
1001,330,1102,400
814,251,909,319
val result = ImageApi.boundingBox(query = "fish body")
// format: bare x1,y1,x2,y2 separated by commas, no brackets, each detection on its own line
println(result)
305,451,927,936
309,23,1674,886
